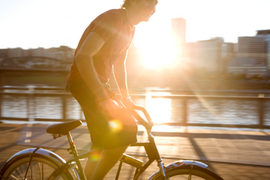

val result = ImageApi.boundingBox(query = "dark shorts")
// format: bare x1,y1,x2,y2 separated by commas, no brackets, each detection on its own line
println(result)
66,80,137,149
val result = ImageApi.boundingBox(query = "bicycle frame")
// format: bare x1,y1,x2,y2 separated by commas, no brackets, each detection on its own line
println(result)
56,127,169,180
130,130,168,180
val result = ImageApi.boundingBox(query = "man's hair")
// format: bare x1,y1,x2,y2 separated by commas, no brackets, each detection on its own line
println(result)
121,0,158,9
121,0,132,9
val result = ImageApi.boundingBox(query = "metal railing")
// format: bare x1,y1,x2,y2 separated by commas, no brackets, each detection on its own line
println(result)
0,87,270,129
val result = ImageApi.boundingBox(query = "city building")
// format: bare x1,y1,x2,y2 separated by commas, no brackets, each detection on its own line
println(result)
227,57,268,76
0,46,74,69
0,46,74,61
222,43,235,73
0,49,8,60
28,48,46,57
237,36,267,65
256,29,270,69
193,37,224,73
7,48,27,58
47,46,74,62
171,18,186,45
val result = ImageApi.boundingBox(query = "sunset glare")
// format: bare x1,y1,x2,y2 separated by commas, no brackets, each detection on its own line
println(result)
134,9,179,69
135,36,178,69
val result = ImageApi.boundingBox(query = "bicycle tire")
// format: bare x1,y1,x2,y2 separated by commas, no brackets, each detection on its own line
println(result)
1,156,70,180
150,166,223,180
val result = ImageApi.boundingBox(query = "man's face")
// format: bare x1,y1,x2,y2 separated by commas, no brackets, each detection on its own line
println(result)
134,0,158,22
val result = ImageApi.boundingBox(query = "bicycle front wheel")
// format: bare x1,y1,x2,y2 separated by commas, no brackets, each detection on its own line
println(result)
153,166,223,180
2,156,70,180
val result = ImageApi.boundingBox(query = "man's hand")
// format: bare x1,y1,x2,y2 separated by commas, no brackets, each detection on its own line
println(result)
121,97,134,108
98,98,119,117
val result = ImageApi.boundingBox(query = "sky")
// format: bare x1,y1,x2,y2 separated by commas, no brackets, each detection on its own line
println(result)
0,0,269,49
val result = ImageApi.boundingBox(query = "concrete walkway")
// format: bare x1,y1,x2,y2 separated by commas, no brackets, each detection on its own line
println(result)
0,122,270,180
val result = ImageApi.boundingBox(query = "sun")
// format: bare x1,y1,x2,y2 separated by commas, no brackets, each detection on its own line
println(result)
134,17,179,69
136,37,178,69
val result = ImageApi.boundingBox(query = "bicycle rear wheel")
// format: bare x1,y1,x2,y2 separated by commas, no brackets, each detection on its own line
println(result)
2,156,70,180
151,166,223,180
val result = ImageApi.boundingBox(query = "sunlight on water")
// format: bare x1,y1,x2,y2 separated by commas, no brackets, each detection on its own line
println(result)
146,97,172,124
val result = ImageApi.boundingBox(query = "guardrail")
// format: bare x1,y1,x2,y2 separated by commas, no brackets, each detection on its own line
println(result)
0,87,269,129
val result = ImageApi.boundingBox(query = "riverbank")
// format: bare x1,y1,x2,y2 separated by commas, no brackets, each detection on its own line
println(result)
3,71,270,91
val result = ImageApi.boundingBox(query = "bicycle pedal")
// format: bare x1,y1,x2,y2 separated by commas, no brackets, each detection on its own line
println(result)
120,154,144,168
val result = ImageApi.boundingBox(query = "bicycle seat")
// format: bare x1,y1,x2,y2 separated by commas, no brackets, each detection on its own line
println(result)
46,120,82,135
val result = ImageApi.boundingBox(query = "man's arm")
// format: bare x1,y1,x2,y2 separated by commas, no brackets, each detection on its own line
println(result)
75,32,119,115
113,51,133,107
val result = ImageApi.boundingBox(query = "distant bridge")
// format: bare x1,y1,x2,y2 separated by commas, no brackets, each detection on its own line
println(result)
0,56,72,85
0,56,72,70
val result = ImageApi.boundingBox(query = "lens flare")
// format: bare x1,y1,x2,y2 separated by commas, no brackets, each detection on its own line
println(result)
109,120,123,132
89,152,100,162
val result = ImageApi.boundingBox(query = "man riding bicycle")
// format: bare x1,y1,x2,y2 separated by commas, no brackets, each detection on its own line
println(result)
66,0,158,179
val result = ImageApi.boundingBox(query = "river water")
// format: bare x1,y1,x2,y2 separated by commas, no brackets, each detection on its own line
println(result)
1,86,270,128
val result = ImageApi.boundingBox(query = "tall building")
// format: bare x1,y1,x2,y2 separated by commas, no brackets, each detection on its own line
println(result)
171,18,186,45
238,36,267,65
193,37,224,73
222,43,235,73
256,29,270,69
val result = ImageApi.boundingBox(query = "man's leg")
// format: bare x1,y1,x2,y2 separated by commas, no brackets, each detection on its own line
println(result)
85,145,128,180
84,148,102,179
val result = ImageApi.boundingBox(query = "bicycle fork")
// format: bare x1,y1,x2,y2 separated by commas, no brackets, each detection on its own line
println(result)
157,159,171,180
148,133,170,180
23,147,41,180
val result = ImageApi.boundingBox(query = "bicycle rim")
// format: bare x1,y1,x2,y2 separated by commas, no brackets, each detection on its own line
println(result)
154,166,222,180
2,156,69,180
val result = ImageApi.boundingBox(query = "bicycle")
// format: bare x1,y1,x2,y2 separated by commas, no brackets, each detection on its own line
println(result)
0,105,223,180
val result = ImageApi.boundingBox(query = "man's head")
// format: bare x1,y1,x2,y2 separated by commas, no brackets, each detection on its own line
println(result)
122,0,158,24
121,0,158,9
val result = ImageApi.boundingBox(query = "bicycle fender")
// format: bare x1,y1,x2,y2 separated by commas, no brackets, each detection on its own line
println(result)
0,148,66,176
148,160,208,180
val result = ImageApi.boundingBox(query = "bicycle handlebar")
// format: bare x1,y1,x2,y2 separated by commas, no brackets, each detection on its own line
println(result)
122,105,154,130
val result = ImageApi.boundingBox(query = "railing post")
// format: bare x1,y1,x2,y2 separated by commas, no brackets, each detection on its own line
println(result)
0,71,4,86
0,90,2,120
258,98,264,129
28,87,35,122
81,107,83,120
62,94,66,121
182,97,187,126
0,72,4,121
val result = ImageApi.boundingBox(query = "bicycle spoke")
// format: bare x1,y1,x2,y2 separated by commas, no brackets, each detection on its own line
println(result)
37,161,45,180
42,162,44,180
5,160,67,180
10,174,20,180
30,161,33,180
188,173,192,180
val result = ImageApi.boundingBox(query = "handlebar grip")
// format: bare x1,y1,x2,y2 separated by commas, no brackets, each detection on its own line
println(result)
130,105,155,129
125,108,153,129
132,105,152,122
